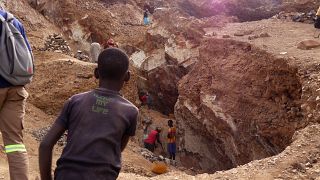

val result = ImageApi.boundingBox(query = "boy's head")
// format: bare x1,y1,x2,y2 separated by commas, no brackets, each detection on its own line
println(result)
168,120,173,127
95,48,130,82
156,127,162,133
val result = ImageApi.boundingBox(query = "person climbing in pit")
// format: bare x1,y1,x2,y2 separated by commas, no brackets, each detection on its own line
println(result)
146,92,153,109
90,42,102,63
143,9,150,25
39,48,138,180
139,92,148,106
144,127,163,152
167,120,177,165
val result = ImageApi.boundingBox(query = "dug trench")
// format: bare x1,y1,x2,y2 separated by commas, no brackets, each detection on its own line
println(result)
19,37,304,176
0,14,303,176
138,38,303,173
0,29,306,179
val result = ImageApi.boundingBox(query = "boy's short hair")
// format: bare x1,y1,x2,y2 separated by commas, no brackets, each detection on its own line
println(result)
97,48,129,81
156,127,162,132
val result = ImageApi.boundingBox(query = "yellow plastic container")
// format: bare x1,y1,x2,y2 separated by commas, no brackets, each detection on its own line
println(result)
151,161,168,174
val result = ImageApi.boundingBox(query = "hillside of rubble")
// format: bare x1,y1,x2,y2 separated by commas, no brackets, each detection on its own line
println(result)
1,0,320,179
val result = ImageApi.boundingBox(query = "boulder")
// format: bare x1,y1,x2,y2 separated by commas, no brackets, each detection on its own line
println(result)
165,36,200,68
297,40,320,50
141,49,166,72
131,50,147,69
234,30,254,37
140,31,200,114
175,39,302,172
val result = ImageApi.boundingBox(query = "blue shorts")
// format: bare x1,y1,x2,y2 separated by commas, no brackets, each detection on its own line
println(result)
167,143,176,154
144,17,149,25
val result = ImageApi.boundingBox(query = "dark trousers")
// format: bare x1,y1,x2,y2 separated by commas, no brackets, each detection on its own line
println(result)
144,142,155,152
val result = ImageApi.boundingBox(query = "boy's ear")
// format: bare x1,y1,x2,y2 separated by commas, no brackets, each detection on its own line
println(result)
94,68,99,79
124,71,130,82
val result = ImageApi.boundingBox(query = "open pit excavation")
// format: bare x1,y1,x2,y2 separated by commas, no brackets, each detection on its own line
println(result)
175,39,302,172
1,0,320,179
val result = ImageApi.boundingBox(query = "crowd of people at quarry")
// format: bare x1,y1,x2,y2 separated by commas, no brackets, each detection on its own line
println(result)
0,5,174,180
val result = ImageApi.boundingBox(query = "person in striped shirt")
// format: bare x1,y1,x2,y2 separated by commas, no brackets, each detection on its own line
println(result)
167,120,177,165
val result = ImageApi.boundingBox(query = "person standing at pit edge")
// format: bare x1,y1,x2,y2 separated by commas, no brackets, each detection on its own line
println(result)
0,8,34,180
90,42,102,63
167,120,177,165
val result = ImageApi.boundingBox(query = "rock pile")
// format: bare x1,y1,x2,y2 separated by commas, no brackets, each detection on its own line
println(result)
32,126,67,146
248,32,271,40
42,34,72,55
297,40,320,50
273,11,316,24
74,50,90,61
140,148,165,162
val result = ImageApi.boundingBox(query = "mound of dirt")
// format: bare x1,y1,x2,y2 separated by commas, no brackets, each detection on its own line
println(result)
281,0,320,12
175,39,302,172
4,0,61,48
28,0,148,52
27,51,138,115
178,0,282,21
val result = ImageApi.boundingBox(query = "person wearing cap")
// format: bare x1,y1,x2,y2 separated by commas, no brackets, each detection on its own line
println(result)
144,127,163,152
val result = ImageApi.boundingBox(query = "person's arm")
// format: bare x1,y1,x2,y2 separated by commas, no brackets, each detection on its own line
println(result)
39,99,71,180
39,122,66,180
156,133,162,145
122,109,138,152
121,135,130,152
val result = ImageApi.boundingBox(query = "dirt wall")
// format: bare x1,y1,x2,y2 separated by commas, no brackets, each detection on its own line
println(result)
175,39,302,172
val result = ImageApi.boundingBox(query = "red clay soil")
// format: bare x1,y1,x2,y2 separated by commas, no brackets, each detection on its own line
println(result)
27,51,139,115
175,39,302,172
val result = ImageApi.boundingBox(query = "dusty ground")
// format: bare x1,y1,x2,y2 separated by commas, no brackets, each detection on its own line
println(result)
212,19,320,125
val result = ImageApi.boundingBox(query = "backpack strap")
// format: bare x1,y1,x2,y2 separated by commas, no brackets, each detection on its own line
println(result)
6,12,14,22
0,14,5,22
0,12,14,23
